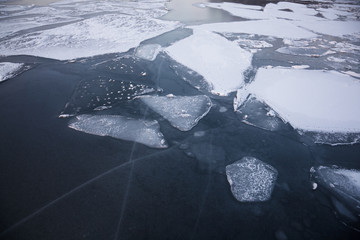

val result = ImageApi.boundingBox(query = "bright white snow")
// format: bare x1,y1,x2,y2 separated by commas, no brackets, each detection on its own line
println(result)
68,114,168,148
226,156,278,202
234,67,360,134
0,62,23,82
140,95,212,131
166,29,252,95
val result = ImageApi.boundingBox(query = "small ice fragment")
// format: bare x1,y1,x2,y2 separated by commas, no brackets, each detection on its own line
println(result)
291,65,310,69
140,95,212,131
219,106,227,113
312,182,318,190
226,156,278,202
194,131,205,137
0,62,23,82
68,114,168,148
135,44,162,61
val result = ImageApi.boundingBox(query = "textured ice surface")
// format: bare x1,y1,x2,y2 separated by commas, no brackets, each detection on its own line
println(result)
0,62,23,82
294,20,360,37
166,29,252,95
226,157,278,202
192,19,317,39
276,46,333,57
135,44,162,61
234,67,360,136
0,14,180,60
61,77,156,117
68,114,167,148
236,95,288,132
312,166,360,217
140,95,212,131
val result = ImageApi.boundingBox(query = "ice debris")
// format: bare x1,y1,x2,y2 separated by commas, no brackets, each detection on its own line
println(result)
165,29,252,96
226,157,278,202
68,114,168,148
135,44,162,61
140,95,212,131
0,62,23,82
234,67,360,144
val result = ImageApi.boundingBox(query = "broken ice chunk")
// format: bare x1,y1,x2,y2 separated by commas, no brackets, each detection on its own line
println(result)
234,67,360,144
276,46,333,57
135,44,162,61
311,166,360,220
140,95,212,131
165,29,252,96
60,78,156,117
68,114,168,148
0,62,23,82
226,157,278,202
236,95,288,132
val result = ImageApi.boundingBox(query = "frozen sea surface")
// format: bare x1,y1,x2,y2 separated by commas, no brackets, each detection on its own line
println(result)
68,114,167,148
0,62,23,82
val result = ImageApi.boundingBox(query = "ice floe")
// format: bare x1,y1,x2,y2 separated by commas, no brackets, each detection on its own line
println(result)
192,19,317,39
0,14,180,60
234,67,360,140
226,157,278,202
0,62,23,82
311,166,360,219
165,29,252,95
60,78,156,117
68,114,167,148
294,20,360,37
140,95,212,131
135,44,162,61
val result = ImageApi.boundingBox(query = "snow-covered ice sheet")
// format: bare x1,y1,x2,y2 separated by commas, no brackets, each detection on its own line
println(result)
0,14,180,60
192,19,317,39
294,20,360,37
68,114,168,148
226,156,278,202
0,62,23,82
234,67,360,136
140,95,212,131
135,44,162,61
165,29,252,95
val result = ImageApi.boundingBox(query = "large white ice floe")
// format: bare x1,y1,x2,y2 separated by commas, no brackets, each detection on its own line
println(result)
226,157,278,202
68,114,168,148
293,20,360,37
311,166,360,220
0,14,180,60
191,19,317,39
165,29,252,96
234,67,360,142
140,95,212,131
0,62,23,82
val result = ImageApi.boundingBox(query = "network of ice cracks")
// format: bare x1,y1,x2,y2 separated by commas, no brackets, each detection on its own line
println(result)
0,0,360,206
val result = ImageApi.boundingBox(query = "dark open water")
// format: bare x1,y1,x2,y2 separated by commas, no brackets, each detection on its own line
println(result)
0,1,360,240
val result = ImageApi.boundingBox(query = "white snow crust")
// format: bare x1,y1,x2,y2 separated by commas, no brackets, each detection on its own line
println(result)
68,114,168,148
140,95,212,131
0,62,23,82
166,29,252,95
234,67,360,133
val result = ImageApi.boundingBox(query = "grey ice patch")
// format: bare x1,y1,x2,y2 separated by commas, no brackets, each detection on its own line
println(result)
140,95,212,131
68,114,168,148
0,62,24,82
135,44,162,61
226,157,278,202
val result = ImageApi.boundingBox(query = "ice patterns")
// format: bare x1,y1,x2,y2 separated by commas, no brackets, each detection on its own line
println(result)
140,95,212,131
0,62,23,82
135,44,162,61
226,157,278,202
68,114,167,148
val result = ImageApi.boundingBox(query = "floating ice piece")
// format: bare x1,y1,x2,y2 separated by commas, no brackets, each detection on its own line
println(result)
68,114,168,148
276,46,333,57
60,78,156,117
226,157,278,202
135,44,162,61
236,95,288,132
0,62,23,82
294,20,360,37
0,14,180,60
311,166,360,217
234,67,360,137
140,95,212,131
166,29,252,95
204,2,267,20
192,19,317,39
